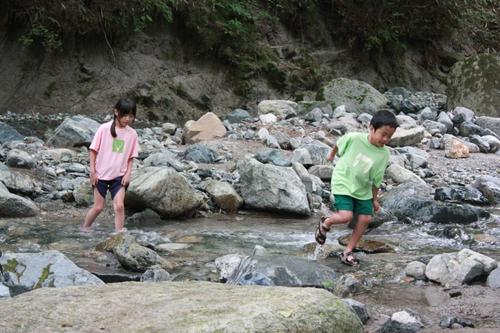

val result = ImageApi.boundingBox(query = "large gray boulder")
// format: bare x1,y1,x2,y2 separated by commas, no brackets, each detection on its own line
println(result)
0,181,39,217
204,180,243,213
320,78,388,115
380,182,489,224
126,167,204,218
6,149,36,169
0,122,23,144
386,164,425,185
0,281,363,333
425,249,497,287
258,100,298,117
236,158,311,216
0,166,41,196
473,175,500,204
387,126,425,147
475,116,500,137
0,250,103,291
46,115,100,147
447,53,500,117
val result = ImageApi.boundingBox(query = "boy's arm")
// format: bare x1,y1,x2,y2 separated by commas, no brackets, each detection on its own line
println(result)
372,186,380,212
326,145,338,162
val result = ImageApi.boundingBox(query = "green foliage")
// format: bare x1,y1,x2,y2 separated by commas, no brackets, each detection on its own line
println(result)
322,0,498,54
5,0,175,50
19,23,62,50
454,0,499,51
3,0,497,94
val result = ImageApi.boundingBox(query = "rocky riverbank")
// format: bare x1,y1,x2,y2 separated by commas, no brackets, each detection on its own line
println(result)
1,78,500,332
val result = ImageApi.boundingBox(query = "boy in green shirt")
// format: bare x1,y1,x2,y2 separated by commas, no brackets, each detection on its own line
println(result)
315,110,399,266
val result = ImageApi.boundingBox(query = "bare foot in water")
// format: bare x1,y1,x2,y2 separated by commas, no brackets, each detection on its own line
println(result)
79,226,94,233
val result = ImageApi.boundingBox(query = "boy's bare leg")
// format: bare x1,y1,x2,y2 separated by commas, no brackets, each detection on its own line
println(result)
81,189,106,231
112,187,126,232
323,210,353,229
344,214,372,253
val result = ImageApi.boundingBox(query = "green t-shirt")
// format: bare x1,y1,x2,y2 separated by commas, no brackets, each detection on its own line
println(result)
331,132,390,200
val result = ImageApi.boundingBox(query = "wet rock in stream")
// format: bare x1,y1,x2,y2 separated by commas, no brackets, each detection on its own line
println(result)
226,255,337,288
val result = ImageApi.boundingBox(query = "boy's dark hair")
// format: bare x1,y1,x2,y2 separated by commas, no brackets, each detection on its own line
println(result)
111,98,137,137
370,110,399,130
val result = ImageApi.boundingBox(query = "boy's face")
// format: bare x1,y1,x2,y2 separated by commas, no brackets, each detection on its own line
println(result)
369,125,396,147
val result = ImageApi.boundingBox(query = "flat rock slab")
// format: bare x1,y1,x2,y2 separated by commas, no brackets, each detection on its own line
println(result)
338,235,395,253
0,281,363,333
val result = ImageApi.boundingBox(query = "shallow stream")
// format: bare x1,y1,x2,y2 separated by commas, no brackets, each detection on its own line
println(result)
1,206,499,283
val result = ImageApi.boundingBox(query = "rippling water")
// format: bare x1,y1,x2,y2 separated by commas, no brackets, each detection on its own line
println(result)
1,207,499,281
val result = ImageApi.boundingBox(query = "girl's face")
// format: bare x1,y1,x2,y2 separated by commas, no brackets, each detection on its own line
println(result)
114,109,135,128
369,125,396,147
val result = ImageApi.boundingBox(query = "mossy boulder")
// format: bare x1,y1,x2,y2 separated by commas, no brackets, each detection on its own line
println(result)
447,54,500,117
319,78,388,115
0,281,363,333
0,251,103,291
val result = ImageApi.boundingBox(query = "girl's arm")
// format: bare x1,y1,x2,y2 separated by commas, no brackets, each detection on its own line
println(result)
122,158,134,186
89,150,98,186
372,186,380,212
326,145,338,162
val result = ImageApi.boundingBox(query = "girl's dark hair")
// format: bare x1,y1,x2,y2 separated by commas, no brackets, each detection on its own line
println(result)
370,110,399,130
111,98,137,137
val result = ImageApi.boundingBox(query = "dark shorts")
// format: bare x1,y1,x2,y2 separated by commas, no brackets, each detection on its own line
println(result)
332,194,373,215
94,176,124,200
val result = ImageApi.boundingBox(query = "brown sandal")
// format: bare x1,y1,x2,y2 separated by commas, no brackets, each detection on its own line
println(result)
315,217,330,245
340,251,360,266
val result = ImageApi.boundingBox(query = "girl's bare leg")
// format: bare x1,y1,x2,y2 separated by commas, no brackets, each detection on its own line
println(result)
81,189,106,231
112,187,126,232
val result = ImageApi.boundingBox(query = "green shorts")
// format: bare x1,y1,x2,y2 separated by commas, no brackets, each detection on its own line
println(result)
332,194,373,215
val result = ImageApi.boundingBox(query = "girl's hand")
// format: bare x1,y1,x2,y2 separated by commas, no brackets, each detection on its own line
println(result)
90,172,98,186
122,174,131,187
373,199,380,213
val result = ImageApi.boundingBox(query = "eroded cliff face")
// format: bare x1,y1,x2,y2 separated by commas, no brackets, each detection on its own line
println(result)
0,26,246,123
0,22,452,122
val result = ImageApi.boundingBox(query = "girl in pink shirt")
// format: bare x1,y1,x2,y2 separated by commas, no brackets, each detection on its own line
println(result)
80,98,139,234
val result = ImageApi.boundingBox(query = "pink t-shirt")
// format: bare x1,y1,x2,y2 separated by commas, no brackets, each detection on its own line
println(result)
89,121,139,180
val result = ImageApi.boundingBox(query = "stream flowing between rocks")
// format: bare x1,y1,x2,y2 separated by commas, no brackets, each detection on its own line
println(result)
1,204,499,282
2,190,500,332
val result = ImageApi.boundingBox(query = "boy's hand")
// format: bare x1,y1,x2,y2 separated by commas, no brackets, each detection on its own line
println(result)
373,199,380,213
326,149,335,162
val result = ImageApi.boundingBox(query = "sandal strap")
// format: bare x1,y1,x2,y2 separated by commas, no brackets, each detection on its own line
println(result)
320,217,330,232
341,252,359,264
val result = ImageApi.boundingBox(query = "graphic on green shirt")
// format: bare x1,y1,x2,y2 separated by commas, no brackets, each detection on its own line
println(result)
352,153,373,174
112,139,125,153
